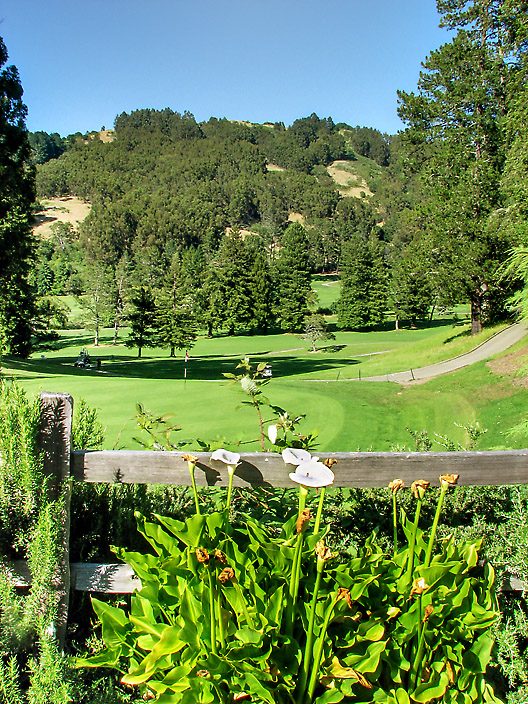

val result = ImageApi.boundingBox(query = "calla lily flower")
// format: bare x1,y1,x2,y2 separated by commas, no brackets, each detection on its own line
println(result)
210,449,241,467
267,424,278,445
289,459,334,488
282,447,317,466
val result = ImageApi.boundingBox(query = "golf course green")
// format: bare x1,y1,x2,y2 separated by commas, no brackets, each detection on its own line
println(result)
3,306,527,452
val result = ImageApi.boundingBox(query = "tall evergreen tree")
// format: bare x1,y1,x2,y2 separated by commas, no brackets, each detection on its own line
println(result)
273,223,313,332
337,236,388,329
125,287,157,358
246,239,273,333
0,37,36,357
397,1,521,334
203,228,254,335
155,296,197,357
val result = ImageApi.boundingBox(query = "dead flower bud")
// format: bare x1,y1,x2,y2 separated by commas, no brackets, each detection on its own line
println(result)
410,577,429,596
196,548,210,563
440,473,459,488
323,458,338,469
218,567,235,584
423,605,434,622
182,454,198,464
233,694,251,702
411,480,430,499
315,540,336,563
214,549,228,564
296,509,312,534
337,587,354,609
197,670,210,678
388,479,404,494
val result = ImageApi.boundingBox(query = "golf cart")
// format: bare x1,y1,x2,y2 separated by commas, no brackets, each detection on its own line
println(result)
75,349,92,369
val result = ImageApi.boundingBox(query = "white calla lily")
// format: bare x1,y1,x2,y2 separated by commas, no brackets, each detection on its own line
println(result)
282,447,316,466
267,424,278,445
210,449,241,466
289,459,335,488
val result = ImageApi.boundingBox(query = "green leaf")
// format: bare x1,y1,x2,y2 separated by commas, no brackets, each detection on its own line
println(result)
72,650,121,669
235,627,263,645
313,689,345,703
462,632,495,673
391,689,411,704
156,512,207,547
411,671,449,702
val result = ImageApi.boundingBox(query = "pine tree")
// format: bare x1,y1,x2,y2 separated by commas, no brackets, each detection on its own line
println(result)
155,297,197,357
337,237,387,329
203,228,254,335
273,223,313,332
397,1,523,333
246,241,273,333
125,287,157,358
0,37,36,357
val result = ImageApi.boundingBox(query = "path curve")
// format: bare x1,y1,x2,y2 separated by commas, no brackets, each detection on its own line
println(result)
360,321,527,384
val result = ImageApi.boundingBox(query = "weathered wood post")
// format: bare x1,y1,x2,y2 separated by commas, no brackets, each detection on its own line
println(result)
39,391,73,650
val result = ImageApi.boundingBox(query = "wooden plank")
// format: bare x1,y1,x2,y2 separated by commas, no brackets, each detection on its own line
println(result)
5,561,139,593
39,391,73,649
72,449,528,488
6,561,525,595
71,563,141,593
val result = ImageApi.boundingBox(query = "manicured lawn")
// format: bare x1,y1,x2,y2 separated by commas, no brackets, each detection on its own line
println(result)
4,314,526,452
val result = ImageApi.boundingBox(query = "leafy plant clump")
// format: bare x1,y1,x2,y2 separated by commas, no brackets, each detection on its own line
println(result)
77,454,502,703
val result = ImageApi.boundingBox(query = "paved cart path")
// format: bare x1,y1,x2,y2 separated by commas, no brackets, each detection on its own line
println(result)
360,321,527,384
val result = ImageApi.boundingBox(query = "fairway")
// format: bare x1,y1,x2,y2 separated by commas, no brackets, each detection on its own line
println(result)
4,315,527,453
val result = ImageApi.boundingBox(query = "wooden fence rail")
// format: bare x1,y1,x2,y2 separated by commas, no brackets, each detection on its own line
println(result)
3,393,528,646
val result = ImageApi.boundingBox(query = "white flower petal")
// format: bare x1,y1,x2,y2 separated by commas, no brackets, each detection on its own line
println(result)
282,447,312,465
267,424,278,445
289,459,334,488
210,449,241,466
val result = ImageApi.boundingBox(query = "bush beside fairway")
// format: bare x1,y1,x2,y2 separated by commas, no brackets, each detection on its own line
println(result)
3,319,528,452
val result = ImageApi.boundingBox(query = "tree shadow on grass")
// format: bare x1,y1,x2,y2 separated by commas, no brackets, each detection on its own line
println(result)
96,354,360,381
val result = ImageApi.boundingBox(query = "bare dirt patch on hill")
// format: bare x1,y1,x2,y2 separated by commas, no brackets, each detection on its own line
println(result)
33,196,91,238
327,160,374,198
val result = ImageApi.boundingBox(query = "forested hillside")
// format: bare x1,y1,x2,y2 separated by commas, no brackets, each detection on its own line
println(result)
2,0,526,360
33,112,406,346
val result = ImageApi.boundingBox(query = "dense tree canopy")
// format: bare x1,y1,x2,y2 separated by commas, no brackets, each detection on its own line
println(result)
0,36,36,357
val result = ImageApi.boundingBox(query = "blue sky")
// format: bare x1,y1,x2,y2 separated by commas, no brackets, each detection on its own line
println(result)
1,0,452,137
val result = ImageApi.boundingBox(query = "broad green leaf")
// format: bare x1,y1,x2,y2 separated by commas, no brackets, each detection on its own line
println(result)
235,627,263,645
411,671,449,702
239,673,275,704
313,688,345,703
344,640,388,672
462,632,495,673
129,615,165,638
391,688,411,704
155,512,207,547
72,650,120,669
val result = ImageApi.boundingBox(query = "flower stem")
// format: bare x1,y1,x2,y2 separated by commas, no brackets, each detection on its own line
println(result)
207,566,217,655
233,580,255,629
287,485,309,635
313,487,326,535
226,466,235,512
406,497,423,585
188,461,201,515
423,485,448,569
254,397,265,451
392,491,398,554
410,594,427,691
296,562,324,704
306,594,339,701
